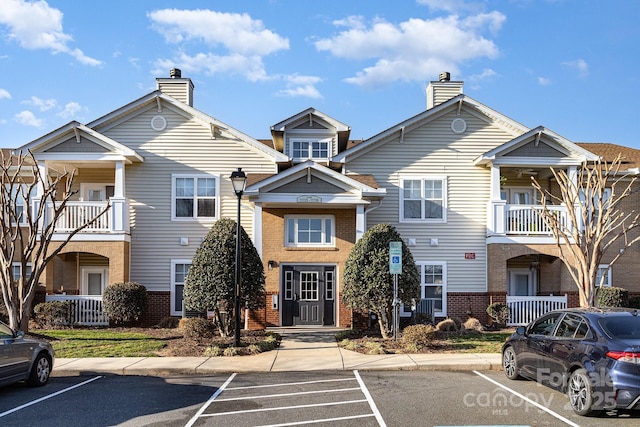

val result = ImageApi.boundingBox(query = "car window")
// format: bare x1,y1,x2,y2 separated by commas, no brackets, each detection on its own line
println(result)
529,313,562,336
554,313,589,339
599,315,640,340
0,322,14,339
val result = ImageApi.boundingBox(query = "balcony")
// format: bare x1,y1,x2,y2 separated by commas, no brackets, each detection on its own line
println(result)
43,198,129,236
490,202,572,237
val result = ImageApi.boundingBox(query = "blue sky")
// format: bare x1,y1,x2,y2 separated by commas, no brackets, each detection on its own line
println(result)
1,0,639,148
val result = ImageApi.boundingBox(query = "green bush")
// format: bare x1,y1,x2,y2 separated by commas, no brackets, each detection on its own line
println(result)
157,317,180,329
402,324,436,347
436,318,458,332
179,317,216,339
33,301,69,328
628,296,640,309
597,286,628,308
103,282,148,326
487,302,510,326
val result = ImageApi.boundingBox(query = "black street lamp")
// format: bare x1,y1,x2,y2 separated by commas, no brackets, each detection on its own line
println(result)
230,168,247,347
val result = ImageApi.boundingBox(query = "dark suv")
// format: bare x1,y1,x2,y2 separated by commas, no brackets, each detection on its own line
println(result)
502,308,640,416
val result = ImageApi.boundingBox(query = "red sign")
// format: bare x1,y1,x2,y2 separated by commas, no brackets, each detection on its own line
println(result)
464,253,476,260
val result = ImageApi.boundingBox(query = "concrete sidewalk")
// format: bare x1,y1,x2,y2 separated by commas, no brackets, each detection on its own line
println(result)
52,328,503,377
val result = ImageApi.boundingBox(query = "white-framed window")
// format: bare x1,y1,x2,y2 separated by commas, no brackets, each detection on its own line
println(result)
7,184,34,226
418,261,446,315
285,215,335,247
171,174,219,221
12,262,32,282
596,264,612,287
400,177,447,222
290,138,331,161
81,267,108,295
171,260,192,315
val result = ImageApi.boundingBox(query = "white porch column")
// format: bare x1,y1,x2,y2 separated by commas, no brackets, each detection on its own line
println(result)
568,165,581,232
110,161,127,232
355,204,365,241
253,203,263,258
488,165,506,235
33,162,48,232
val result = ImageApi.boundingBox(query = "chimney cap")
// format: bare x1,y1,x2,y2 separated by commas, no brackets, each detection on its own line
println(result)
439,72,451,82
170,68,182,79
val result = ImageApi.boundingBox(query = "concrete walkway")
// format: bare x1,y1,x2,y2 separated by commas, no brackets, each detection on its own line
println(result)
52,328,503,377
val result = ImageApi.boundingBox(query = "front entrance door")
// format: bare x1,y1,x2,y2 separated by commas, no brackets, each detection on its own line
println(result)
282,266,335,326
509,269,533,296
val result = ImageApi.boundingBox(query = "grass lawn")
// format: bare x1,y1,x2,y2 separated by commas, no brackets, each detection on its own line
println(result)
445,331,513,353
34,330,167,358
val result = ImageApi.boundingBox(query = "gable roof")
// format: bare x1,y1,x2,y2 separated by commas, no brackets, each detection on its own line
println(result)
474,126,600,167
16,121,144,164
270,107,351,153
333,94,530,163
245,160,385,202
87,91,290,163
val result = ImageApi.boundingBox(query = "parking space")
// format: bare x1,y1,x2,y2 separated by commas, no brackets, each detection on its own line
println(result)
186,371,384,426
1,370,640,426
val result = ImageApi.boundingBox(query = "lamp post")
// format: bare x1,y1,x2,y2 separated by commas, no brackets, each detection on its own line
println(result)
230,168,247,347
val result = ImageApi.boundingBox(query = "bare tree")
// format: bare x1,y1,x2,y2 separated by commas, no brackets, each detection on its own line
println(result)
532,155,640,307
0,151,109,331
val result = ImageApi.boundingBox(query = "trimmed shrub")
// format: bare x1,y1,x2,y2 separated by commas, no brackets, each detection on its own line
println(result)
179,317,216,339
33,301,69,328
487,302,510,326
436,318,458,332
402,324,436,347
157,317,180,329
597,286,628,308
103,282,148,326
463,317,484,332
628,297,640,309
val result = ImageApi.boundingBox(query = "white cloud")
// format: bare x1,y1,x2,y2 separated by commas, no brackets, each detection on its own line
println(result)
0,88,11,99
538,76,551,86
417,0,487,14
276,74,323,99
22,96,56,111
57,101,82,119
563,59,589,78
315,13,504,88
148,9,289,82
0,0,102,66
14,110,43,127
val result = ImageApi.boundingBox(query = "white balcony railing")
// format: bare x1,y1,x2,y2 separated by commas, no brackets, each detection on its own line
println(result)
45,295,109,326
506,295,568,326
505,205,568,235
42,197,129,234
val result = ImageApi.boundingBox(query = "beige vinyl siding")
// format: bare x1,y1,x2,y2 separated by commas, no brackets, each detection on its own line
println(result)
67,168,114,201
100,105,274,292
346,108,521,293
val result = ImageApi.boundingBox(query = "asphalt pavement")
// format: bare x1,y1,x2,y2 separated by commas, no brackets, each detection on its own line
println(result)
52,327,503,377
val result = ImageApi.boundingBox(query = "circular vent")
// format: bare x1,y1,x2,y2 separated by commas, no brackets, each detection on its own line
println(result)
451,118,467,134
151,115,167,131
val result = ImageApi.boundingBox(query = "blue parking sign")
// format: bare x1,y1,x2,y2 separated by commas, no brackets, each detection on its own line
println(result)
389,241,402,274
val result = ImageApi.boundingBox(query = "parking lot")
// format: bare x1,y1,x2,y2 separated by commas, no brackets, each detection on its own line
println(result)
1,370,639,426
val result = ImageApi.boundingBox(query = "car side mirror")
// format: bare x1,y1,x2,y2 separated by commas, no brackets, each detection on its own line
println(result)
15,330,24,339
515,326,526,335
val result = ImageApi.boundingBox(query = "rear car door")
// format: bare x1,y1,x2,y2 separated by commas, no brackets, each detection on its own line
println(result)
520,312,563,378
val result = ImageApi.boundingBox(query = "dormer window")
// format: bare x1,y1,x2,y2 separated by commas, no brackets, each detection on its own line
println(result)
291,138,331,162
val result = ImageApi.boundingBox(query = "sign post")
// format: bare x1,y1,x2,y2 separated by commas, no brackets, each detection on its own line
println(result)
389,242,402,340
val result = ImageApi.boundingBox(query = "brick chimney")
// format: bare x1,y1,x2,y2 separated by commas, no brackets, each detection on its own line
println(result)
426,72,463,109
156,68,194,106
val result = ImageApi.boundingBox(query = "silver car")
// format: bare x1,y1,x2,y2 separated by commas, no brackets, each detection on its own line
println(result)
0,320,54,387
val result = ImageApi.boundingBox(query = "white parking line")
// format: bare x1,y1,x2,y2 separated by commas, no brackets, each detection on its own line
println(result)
473,371,580,427
184,372,236,427
354,370,387,427
0,376,103,418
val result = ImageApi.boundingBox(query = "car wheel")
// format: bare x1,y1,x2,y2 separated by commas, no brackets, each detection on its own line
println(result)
27,353,51,387
567,369,597,416
502,346,521,380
